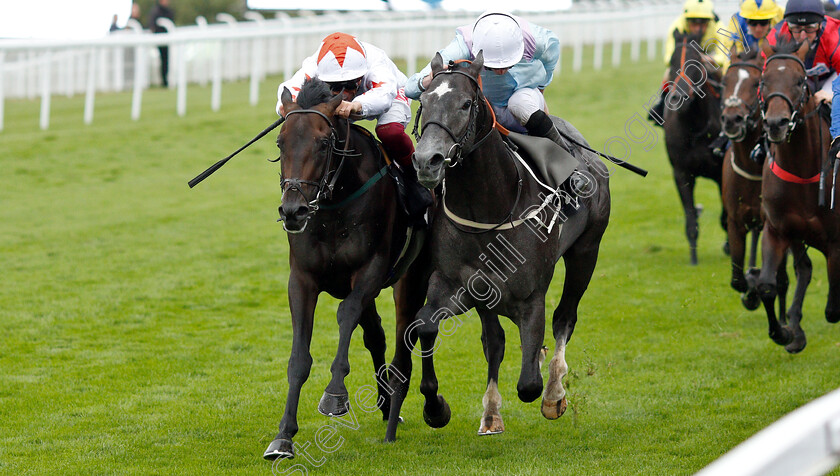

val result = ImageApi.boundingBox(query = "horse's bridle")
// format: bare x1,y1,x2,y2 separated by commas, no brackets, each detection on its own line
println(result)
760,53,812,138
276,109,356,222
411,65,494,167
723,61,763,133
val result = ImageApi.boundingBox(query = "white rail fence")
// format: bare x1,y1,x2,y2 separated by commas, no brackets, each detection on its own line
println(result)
0,1,741,131
697,386,840,476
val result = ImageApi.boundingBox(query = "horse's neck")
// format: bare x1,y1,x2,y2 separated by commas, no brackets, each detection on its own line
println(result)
676,97,719,135
444,132,525,212
775,102,825,177
731,127,763,173
329,128,377,199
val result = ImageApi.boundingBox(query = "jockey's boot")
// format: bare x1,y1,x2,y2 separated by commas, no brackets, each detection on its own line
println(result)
525,110,576,156
376,123,433,227
709,132,729,159
647,90,666,126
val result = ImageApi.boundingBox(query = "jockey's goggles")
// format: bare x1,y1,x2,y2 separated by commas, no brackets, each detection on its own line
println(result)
328,79,361,93
747,19,771,26
787,22,820,33
687,18,710,25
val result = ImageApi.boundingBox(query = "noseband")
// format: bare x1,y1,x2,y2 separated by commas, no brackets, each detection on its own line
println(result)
276,109,355,221
760,54,812,137
411,64,494,166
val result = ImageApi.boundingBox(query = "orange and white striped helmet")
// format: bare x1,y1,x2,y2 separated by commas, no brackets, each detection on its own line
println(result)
315,32,368,82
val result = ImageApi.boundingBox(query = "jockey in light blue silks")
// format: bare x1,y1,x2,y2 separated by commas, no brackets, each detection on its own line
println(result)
405,11,563,146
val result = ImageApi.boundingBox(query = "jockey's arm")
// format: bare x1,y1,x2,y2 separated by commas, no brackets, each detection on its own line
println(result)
405,34,469,99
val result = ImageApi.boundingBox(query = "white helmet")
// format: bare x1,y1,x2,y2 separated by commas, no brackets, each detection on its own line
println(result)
471,11,524,69
315,32,368,82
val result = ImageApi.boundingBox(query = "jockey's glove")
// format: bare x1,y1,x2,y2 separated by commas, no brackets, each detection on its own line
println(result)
830,137,840,161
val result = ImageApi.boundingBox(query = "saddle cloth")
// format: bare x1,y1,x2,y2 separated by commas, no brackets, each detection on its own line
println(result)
504,131,579,190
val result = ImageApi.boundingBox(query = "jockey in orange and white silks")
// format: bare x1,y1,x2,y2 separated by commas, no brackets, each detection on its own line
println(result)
276,32,415,169
406,11,564,147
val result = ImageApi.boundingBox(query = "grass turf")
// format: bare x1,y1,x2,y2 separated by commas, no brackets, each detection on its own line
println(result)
2,47,840,475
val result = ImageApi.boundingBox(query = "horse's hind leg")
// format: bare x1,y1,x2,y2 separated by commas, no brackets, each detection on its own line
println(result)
784,242,812,353
542,241,600,420
478,310,505,435
673,171,700,265
385,259,433,442
357,303,390,419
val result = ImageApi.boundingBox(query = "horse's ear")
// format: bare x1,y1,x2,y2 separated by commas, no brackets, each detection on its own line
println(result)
431,52,445,76
281,87,294,109
761,38,774,60
796,38,811,60
729,43,739,62
326,91,343,114
470,50,484,77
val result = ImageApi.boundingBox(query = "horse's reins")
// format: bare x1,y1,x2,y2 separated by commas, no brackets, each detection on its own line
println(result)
760,52,835,207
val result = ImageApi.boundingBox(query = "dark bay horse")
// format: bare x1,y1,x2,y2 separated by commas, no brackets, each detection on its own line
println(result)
664,31,726,265
757,39,834,353
384,52,611,442
263,78,428,459
720,47,765,309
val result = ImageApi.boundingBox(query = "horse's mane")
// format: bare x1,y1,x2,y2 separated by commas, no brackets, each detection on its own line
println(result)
297,78,333,109
736,48,760,62
772,37,806,55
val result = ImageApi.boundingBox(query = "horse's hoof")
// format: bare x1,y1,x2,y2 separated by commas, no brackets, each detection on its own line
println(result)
318,391,349,417
263,438,294,461
769,326,794,346
741,290,761,311
422,395,451,428
827,309,840,324
731,278,748,293
478,414,505,435
541,397,567,420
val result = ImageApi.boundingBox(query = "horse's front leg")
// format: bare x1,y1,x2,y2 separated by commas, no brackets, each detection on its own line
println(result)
516,296,546,403
357,303,390,419
741,229,762,310
478,310,505,435
779,242,811,353
264,271,319,460
825,247,840,324
727,214,748,293
673,170,699,265
757,225,793,346
319,259,388,417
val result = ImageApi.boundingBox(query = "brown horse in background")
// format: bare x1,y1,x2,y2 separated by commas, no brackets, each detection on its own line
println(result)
720,47,765,310
757,39,836,353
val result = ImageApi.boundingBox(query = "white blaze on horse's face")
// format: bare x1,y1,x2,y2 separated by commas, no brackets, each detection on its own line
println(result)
777,66,786,71
427,81,454,100
733,68,750,97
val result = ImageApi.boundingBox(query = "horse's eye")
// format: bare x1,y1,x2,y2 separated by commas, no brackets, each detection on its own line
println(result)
461,100,472,110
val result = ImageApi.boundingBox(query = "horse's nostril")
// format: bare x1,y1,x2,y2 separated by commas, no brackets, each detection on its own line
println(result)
293,206,309,219
428,153,445,167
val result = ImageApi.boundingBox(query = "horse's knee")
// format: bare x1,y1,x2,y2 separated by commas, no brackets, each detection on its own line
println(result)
757,282,777,301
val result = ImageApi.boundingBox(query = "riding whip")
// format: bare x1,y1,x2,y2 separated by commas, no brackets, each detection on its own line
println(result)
553,128,648,177
188,116,285,188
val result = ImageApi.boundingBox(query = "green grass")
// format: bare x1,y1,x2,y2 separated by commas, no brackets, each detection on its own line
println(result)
2,52,840,476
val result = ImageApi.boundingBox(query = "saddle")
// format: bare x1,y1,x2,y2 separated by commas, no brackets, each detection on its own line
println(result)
502,128,585,220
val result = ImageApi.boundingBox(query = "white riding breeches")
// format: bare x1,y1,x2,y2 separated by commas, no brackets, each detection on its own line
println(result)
491,87,547,133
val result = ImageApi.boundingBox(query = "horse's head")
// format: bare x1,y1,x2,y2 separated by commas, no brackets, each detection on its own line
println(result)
276,78,344,233
667,30,714,110
721,46,763,141
412,51,486,189
760,38,811,143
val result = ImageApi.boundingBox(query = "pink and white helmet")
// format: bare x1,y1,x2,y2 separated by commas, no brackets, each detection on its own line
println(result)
315,32,368,82
471,11,524,69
